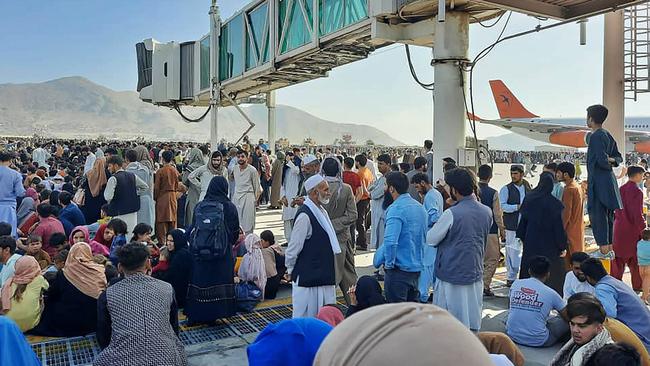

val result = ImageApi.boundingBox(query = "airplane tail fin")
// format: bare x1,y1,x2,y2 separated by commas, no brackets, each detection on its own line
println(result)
489,80,539,119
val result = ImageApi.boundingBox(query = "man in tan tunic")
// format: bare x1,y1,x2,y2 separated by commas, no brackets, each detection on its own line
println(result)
233,150,261,235
154,151,180,244
557,162,585,268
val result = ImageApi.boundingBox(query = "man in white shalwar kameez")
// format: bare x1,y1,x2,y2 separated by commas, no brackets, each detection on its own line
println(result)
233,150,261,235
280,154,301,242
368,154,391,249
286,175,341,318
32,144,51,169
0,152,25,238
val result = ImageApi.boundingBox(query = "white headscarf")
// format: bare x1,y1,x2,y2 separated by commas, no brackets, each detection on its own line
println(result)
238,233,267,297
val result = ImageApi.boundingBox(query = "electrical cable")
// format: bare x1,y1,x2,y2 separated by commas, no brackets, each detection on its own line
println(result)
405,45,435,90
471,11,506,28
173,103,212,123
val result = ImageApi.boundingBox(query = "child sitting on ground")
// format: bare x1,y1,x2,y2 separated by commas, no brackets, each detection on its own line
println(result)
43,249,69,283
259,230,286,299
107,219,128,266
24,235,51,270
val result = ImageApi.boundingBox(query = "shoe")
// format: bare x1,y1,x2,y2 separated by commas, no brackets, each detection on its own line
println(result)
506,280,514,288
483,288,495,297
356,246,368,251
591,249,615,260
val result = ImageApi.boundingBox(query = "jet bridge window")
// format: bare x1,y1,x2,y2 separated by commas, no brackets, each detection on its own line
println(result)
319,0,368,36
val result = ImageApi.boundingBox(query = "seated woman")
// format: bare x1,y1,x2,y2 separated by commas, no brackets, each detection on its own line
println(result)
30,203,65,257
69,225,109,256
0,316,41,366
29,242,107,337
259,230,286,299
95,243,186,366
93,223,113,250
152,229,192,308
238,233,267,296
1,256,49,332
130,223,159,265
346,276,386,317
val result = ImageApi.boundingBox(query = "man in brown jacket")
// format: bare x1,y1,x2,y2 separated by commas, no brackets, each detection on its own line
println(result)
154,151,180,244
557,162,585,269
321,157,358,305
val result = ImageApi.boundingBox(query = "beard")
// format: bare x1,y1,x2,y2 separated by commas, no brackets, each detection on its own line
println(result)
238,159,246,165
382,191,394,210
318,192,330,205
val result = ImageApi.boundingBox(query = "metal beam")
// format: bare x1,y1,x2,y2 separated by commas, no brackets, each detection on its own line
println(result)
567,0,645,19
472,0,566,19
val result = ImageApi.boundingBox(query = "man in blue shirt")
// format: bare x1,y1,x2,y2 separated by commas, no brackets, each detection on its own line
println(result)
0,151,25,238
581,257,650,350
412,172,443,303
506,256,568,347
376,172,427,303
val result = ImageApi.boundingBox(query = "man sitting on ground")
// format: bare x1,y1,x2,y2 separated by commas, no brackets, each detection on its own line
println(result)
507,255,569,347
564,252,595,301
550,293,613,366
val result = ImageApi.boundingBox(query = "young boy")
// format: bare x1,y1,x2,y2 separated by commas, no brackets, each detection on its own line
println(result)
107,218,128,266
48,232,69,254
25,235,51,270
260,230,286,299
638,229,650,304
44,249,69,282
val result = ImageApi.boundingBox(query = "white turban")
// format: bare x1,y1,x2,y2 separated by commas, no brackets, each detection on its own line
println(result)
302,154,318,165
304,174,325,192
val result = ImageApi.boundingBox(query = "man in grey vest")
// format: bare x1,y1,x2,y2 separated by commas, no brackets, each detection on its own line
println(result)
499,165,531,287
427,167,492,331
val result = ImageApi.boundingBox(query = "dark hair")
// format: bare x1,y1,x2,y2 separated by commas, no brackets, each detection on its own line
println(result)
566,299,606,325
443,162,457,173
104,147,118,156
322,158,339,177
510,165,524,173
544,162,558,171
107,218,128,235
587,104,609,125
411,172,430,185
238,149,249,157
581,258,608,282
0,235,16,254
478,164,493,180
37,203,55,218
130,223,153,242
643,229,650,241
385,172,409,195
570,251,590,264
627,165,645,178
0,151,14,162
390,163,399,172
40,189,51,202
445,168,476,197
424,140,433,150
107,155,123,167
377,154,391,165
105,263,119,283
116,242,150,271
343,157,355,169
161,150,174,163
54,249,69,262
528,256,551,277
58,191,72,206
27,234,43,244
355,154,367,167
584,343,641,366
557,162,576,179
414,157,427,170
125,149,138,163
49,232,68,248
260,230,275,245
0,222,11,236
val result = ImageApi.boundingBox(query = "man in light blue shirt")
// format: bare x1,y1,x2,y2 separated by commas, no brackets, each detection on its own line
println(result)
506,256,568,347
0,235,22,287
375,172,427,303
0,151,25,238
412,172,443,303
500,165,530,286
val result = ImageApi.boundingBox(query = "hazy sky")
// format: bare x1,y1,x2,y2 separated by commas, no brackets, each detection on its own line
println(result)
2,1,649,145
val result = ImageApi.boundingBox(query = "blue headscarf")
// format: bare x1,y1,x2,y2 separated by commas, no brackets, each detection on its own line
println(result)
247,318,333,366
0,316,41,365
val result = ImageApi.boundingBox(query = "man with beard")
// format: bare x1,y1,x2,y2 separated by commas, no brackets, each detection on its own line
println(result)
285,175,340,317
233,150,261,235
368,154,391,250
188,151,228,201
291,154,320,207
557,162,586,269
563,252,595,301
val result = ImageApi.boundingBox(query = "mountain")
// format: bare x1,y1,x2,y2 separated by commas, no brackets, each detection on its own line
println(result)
0,77,404,145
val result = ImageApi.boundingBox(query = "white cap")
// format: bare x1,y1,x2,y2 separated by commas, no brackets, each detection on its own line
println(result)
304,174,325,192
302,154,318,165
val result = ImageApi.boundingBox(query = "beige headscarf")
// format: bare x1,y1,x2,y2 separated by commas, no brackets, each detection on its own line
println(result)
87,157,108,197
62,243,107,299
134,145,154,171
313,303,494,366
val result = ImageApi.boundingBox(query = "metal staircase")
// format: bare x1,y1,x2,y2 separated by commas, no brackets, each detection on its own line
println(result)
625,1,650,100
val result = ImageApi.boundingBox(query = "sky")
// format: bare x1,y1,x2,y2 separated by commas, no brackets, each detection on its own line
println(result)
2,0,650,145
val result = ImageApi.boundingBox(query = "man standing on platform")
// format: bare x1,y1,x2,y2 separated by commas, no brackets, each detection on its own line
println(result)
286,175,341,318
557,162,585,268
477,164,506,297
233,150,261,235
500,165,530,286
586,104,623,258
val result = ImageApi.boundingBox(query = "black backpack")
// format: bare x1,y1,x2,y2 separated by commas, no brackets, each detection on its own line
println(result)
189,201,229,260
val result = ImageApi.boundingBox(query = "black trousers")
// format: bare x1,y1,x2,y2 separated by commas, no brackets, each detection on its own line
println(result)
355,199,370,249
589,199,615,246
384,268,420,303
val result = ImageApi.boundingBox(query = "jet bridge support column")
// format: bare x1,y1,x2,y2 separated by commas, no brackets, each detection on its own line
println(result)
267,91,277,154
209,0,221,150
603,10,626,163
432,12,470,181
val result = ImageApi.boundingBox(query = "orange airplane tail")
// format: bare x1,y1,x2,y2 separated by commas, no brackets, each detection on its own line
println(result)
489,80,539,119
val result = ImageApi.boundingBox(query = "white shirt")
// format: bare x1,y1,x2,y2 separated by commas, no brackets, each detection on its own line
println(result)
563,271,595,301
0,253,22,287
104,169,149,202
426,209,454,247
83,152,96,176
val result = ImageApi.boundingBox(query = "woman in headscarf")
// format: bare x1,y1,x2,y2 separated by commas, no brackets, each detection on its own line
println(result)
238,233,267,297
153,228,193,308
345,275,386,317
247,318,333,366
0,317,41,365
183,147,206,226
125,146,155,228
517,171,568,295
93,223,113,249
70,225,109,256
269,151,285,209
1,256,49,332
30,242,107,336
185,176,240,324
314,303,494,366
80,156,107,225
317,305,345,327
16,196,36,228
187,150,228,202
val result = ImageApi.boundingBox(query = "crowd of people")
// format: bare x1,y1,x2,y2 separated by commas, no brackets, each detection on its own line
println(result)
0,105,649,366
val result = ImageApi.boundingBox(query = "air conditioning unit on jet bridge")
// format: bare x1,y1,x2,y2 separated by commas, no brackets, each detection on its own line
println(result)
370,0,420,17
136,38,205,107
